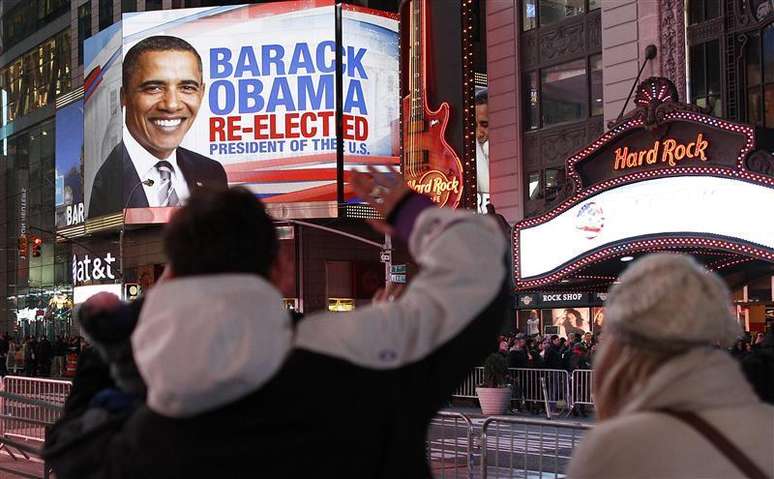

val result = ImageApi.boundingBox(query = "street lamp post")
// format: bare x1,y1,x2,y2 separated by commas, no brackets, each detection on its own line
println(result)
119,179,154,285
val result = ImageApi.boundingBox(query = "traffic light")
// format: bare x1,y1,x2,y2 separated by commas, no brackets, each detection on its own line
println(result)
17,235,27,259
30,236,43,257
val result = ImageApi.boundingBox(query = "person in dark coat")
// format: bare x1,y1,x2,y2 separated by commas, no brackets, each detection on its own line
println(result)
507,336,529,412
37,337,52,377
44,175,509,478
741,328,774,404
24,337,38,377
0,333,9,376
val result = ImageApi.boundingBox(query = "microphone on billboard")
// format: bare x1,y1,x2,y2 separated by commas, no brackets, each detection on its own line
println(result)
142,179,154,187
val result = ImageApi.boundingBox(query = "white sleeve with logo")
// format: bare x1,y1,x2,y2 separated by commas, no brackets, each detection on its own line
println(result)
295,207,507,369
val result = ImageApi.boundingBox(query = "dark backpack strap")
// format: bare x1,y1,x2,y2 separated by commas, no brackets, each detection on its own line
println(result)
660,409,768,479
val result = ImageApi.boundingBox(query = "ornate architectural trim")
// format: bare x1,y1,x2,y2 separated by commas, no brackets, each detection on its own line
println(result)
659,0,687,102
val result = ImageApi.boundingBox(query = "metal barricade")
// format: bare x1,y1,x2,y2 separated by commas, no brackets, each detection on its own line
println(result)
480,416,592,479
1,376,70,442
570,369,594,410
452,367,485,399
427,411,475,478
508,368,570,414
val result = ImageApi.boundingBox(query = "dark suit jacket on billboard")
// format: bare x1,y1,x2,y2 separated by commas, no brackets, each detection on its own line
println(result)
88,143,228,218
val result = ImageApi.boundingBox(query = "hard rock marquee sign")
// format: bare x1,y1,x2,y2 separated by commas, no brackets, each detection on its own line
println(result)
513,77,774,289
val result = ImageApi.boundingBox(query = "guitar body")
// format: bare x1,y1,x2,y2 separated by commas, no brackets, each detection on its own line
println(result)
401,0,465,208
402,96,464,207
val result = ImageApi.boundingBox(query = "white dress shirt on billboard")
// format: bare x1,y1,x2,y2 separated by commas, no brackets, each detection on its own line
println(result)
476,140,490,213
123,130,190,206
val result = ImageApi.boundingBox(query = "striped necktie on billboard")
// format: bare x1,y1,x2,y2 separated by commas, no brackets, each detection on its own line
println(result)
155,160,180,207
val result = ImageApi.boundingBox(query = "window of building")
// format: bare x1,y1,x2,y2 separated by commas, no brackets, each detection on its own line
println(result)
78,3,92,66
522,1,599,30
590,54,603,116
541,59,587,126
689,0,721,25
122,0,138,13
528,172,541,200
689,40,722,117
172,0,185,8
0,31,71,126
99,0,114,31
544,168,565,201
145,0,163,11
521,0,600,217
523,0,537,31
744,25,774,127
540,0,585,27
1,0,69,54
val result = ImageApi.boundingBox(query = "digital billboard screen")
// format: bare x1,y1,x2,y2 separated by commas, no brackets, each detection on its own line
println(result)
83,2,399,222
55,100,85,228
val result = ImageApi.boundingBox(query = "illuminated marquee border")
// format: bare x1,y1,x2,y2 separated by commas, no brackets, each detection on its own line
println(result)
513,80,772,290
514,234,774,289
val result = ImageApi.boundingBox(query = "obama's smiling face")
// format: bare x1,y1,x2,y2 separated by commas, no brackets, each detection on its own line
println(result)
122,49,204,160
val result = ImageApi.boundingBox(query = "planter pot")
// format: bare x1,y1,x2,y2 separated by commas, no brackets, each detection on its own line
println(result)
476,386,512,415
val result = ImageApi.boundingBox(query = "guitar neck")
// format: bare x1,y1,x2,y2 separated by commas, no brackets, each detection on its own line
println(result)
409,0,425,122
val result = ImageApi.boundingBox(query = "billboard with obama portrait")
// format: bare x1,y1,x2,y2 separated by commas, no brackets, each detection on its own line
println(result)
83,1,399,222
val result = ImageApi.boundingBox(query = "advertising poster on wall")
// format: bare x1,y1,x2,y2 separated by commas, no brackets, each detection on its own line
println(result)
475,84,489,213
544,307,590,338
83,2,399,221
591,306,605,334
55,100,85,228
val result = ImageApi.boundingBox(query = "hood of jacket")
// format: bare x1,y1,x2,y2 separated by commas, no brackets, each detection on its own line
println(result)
620,347,760,414
131,274,292,418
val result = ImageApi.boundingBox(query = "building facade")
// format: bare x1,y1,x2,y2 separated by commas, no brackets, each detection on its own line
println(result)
485,0,774,333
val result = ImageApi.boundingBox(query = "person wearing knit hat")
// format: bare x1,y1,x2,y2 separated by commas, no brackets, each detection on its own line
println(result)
567,254,774,479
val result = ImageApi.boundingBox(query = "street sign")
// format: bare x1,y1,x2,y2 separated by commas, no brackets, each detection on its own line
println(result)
390,264,406,274
390,274,406,284
380,250,391,263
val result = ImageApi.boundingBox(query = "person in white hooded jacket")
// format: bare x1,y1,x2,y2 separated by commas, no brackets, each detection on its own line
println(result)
44,168,510,478
567,254,774,479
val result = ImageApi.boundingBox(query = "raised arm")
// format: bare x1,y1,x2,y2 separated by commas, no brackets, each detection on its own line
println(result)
295,169,507,370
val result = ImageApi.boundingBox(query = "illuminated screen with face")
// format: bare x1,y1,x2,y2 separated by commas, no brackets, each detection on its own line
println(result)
83,2,399,221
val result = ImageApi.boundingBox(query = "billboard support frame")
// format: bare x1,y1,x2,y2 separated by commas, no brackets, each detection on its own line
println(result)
335,1,345,207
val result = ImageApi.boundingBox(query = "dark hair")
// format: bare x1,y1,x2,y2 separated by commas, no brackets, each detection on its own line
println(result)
123,35,203,87
475,89,488,105
163,188,278,278
550,334,559,341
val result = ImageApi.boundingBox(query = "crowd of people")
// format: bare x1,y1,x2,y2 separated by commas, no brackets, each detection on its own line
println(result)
498,331,597,372
0,334,86,378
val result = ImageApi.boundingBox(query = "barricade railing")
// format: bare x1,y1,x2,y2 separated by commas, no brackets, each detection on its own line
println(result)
0,391,60,479
1,376,70,442
508,368,570,413
571,369,594,409
479,416,592,479
453,367,593,414
427,412,475,478
426,412,593,478
452,367,485,399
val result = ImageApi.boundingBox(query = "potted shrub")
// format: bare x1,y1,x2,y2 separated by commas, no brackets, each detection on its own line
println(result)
475,353,512,415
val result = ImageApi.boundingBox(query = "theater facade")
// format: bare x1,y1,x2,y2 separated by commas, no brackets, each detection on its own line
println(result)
512,78,774,335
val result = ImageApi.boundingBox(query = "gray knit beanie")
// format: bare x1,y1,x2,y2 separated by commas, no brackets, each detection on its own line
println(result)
604,253,741,350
